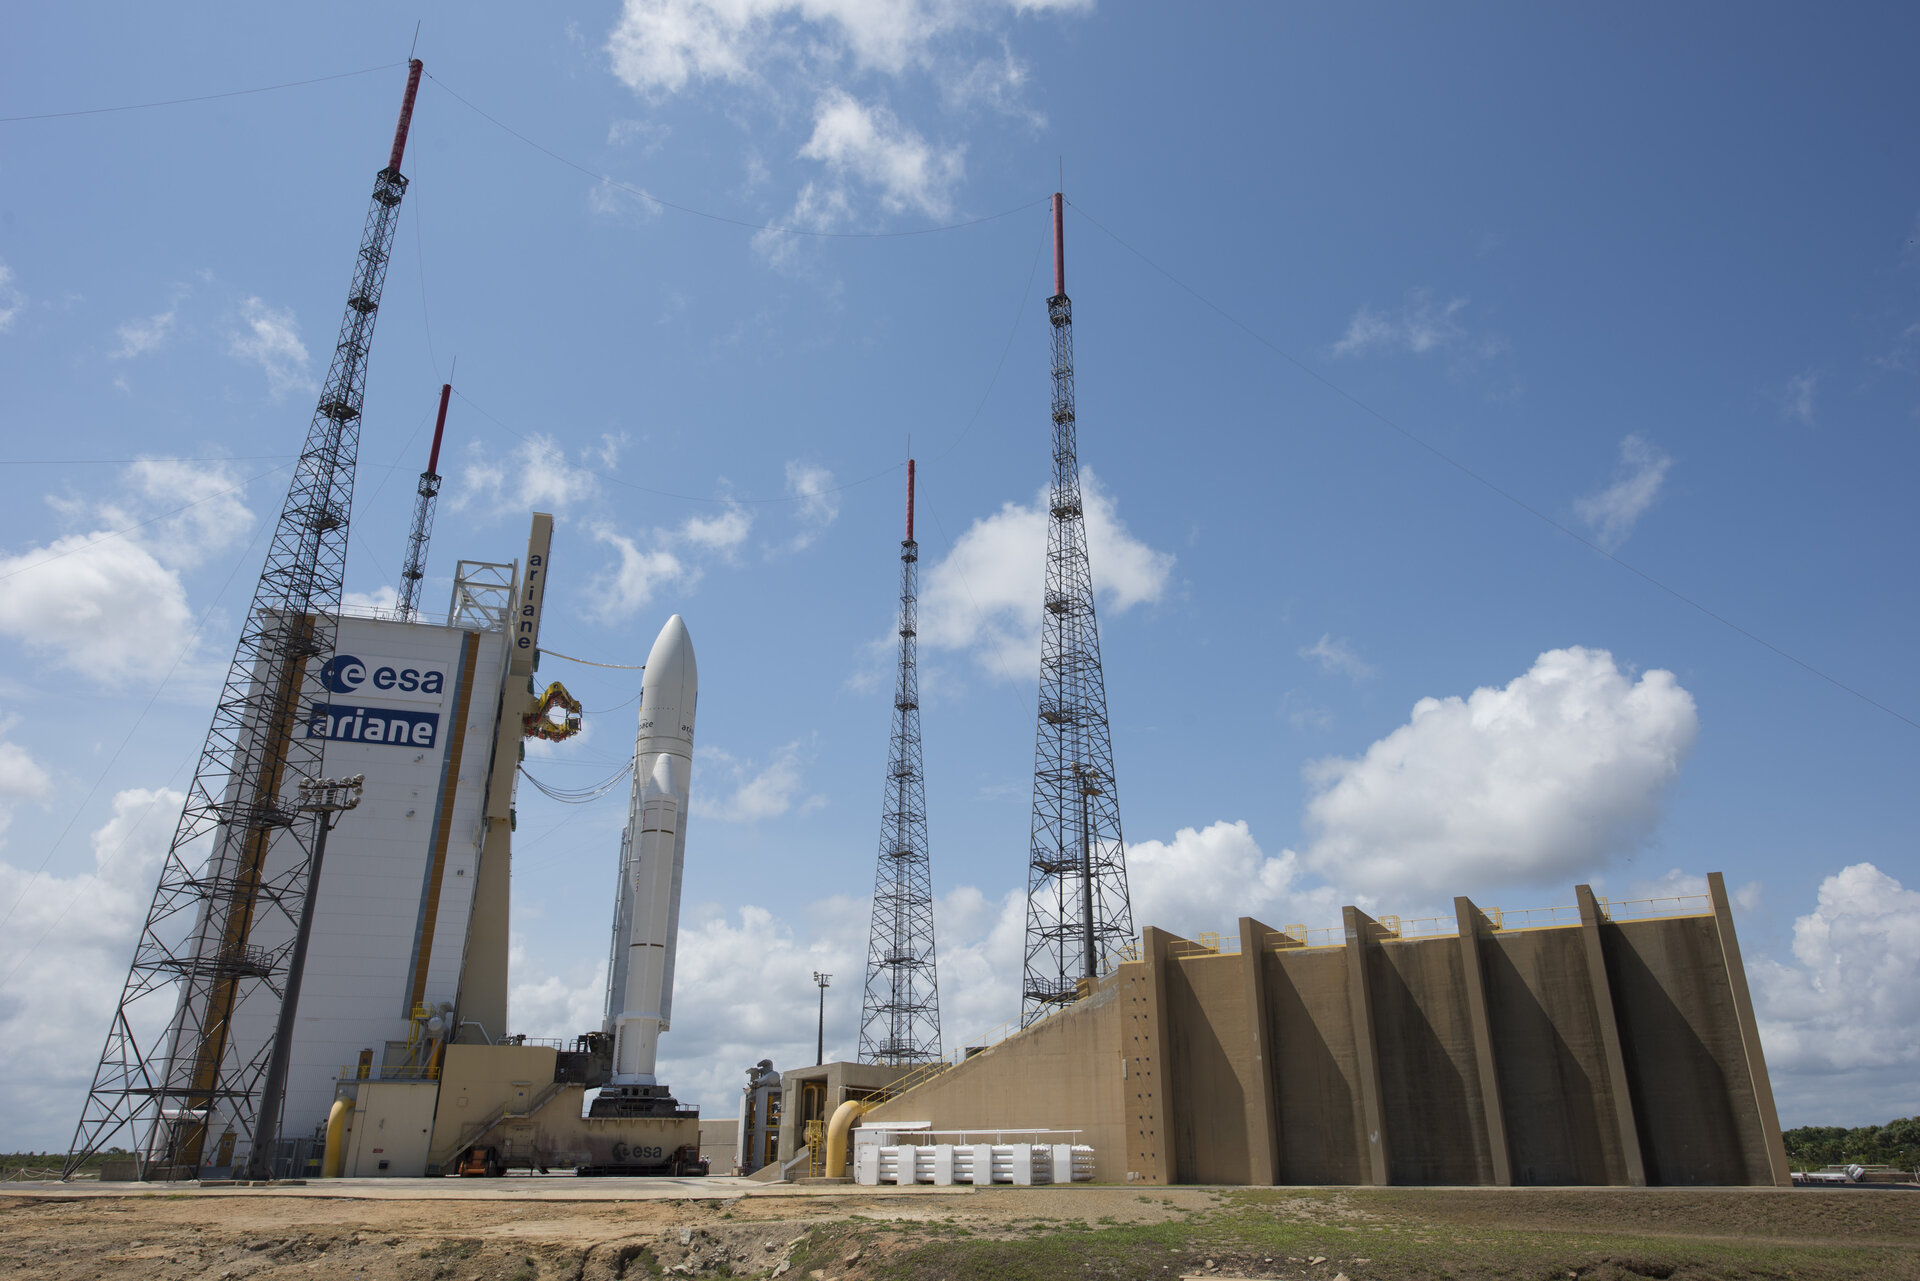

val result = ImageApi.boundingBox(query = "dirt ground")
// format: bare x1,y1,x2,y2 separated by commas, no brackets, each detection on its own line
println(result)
2,1179,1915,1281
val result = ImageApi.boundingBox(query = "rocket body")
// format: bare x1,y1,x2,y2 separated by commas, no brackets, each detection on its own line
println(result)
607,614,697,1086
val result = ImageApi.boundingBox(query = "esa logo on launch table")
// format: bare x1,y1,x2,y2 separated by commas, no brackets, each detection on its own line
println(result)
304,652,448,749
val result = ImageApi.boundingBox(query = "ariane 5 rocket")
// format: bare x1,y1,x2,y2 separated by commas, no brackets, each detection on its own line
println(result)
600,614,696,1106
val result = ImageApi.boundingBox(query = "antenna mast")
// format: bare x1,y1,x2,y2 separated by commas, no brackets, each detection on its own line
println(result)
397,382,450,618
858,460,943,1065
1021,194,1135,1025
66,60,425,1179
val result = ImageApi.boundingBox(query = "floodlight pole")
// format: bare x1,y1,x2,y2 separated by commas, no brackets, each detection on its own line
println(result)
813,972,831,1066
244,775,365,1180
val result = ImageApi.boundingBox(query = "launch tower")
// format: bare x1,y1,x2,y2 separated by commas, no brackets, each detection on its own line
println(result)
858,461,942,1065
1021,194,1135,1026
397,381,451,618
66,62,426,1177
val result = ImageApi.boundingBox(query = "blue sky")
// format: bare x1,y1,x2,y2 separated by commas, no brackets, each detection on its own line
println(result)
2,2,1917,1148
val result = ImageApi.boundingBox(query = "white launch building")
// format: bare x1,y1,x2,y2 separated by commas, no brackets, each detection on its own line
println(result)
149,518,553,1174
598,615,698,1115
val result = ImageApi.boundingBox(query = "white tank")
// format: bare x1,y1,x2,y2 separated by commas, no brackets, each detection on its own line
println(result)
607,614,696,1087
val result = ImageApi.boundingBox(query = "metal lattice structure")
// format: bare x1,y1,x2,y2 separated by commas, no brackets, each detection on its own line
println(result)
396,381,450,618
859,461,943,1065
65,61,425,1180
1022,194,1135,1026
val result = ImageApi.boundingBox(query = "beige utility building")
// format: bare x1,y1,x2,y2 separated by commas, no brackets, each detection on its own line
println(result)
859,874,1789,1187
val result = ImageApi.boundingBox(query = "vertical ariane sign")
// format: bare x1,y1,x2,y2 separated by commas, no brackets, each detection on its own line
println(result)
512,513,554,678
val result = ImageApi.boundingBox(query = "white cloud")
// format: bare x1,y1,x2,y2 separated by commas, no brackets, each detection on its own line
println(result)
0,786,184,1149
692,740,824,822
918,469,1174,678
1129,820,1347,941
605,0,1090,98
1574,433,1672,551
1331,289,1506,362
453,434,605,516
798,90,964,217
0,260,25,333
591,526,694,619
1782,371,1818,425
1753,862,1920,1122
680,506,754,555
1304,647,1699,898
101,458,255,570
0,734,53,846
1301,634,1373,682
786,461,840,548
0,536,195,685
506,881,1026,1118
0,737,52,805
0,461,254,685
111,310,176,359
227,296,313,398
341,585,400,613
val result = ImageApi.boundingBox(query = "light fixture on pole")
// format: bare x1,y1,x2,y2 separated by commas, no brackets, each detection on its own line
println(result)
812,972,831,1066
245,774,365,1180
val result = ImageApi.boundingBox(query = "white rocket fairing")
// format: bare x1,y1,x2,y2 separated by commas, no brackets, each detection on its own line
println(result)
607,614,697,1087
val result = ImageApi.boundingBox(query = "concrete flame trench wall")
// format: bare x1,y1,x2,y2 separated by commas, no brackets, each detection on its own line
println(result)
864,873,1790,1187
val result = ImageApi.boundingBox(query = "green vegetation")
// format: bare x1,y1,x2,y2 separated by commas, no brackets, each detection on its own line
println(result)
1783,1116,1920,1172
0,1147,126,1179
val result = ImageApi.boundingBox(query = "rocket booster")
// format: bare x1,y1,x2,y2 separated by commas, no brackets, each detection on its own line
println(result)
608,614,697,1086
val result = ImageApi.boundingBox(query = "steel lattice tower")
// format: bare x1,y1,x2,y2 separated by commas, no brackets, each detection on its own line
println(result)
858,460,943,1065
396,381,451,618
1021,194,1135,1026
65,61,425,1179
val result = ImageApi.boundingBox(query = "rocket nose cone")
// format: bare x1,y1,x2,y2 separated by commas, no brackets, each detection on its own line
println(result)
637,614,698,748
647,614,697,686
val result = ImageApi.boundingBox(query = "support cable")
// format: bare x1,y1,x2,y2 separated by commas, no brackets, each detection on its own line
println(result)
451,387,905,505
0,62,405,123
422,70,1047,241
518,762,633,804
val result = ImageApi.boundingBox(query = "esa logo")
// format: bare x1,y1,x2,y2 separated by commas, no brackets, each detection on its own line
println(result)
319,653,447,702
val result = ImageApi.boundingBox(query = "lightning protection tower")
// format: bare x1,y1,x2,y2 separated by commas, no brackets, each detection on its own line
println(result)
1021,194,1135,1026
396,381,451,617
858,460,943,1065
67,61,426,1179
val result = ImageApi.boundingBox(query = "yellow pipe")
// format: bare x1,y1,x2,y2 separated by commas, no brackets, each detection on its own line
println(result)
321,1097,354,1179
822,1099,872,1179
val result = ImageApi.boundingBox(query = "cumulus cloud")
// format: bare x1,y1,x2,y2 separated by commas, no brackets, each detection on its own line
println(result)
0,259,25,333
0,734,53,845
680,506,754,556
452,435,604,516
1129,820,1347,940
798,90,964,217
0,460,255,686
0,787,184,1149
1301,634,1373,682
227,296,313,398
1331,289,1506,363
918,469,1174,678
1753,863,1920,1122
605,0,1089,97
1574,433,1672,551
1304,647,1699,898
591,527,694,619
692,740,824,822
507,882,1025,1119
